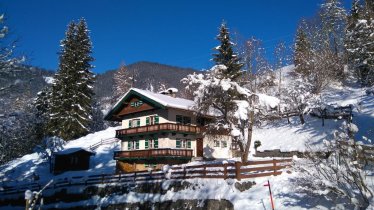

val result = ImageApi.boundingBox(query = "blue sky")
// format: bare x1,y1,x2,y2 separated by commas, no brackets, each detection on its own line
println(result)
2,0,351,73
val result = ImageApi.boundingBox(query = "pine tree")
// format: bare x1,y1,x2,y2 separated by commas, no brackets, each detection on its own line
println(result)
320,0,347,54
294,23,312,76
345,0,374,86
48,19,95,140
212,22,243,80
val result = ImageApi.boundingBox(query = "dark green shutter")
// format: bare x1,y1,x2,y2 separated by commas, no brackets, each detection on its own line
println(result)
146,117,150,125
154,138,158,148
137,120,140,127
136,140,139,149
155,115,159,124
187,140,191,148
145,138,149,149
129,120,132,128
128,141,131,150
176,139,181,148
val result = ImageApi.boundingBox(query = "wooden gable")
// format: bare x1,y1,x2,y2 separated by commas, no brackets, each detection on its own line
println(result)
116,97,155,117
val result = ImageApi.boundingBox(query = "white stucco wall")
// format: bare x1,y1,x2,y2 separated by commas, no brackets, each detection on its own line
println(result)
203,135,232,159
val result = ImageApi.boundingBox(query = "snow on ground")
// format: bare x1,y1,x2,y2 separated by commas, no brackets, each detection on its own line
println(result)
254,115,340,152
255,81,374,152
34,170,367,210
322,83,374,143
0,126,120,184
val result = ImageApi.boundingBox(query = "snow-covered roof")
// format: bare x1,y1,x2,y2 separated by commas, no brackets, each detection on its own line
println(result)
133,88,194,110
104,88,196,121
54,147,94,155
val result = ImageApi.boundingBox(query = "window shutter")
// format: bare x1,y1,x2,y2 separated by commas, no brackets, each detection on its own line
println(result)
154,138,158,149
146,117,150,125
187,140,191,149
136,140,140,149
155,115,159,124
137,120,140,127
176,139,181,148
128,141,131,150
129,120,132,128
145,138,149,149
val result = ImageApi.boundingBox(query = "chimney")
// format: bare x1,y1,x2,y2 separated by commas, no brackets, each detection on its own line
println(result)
159,88,178,98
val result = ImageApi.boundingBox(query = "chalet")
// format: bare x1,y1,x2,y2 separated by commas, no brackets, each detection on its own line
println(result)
104,88,235,172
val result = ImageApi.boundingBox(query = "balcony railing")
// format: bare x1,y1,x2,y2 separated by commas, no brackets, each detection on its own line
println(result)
113,148,193,160
115,123,201,137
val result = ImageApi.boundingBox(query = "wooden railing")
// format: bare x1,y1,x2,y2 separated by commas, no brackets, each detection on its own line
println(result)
114,148,193,159
88,138,120,151
115,123,201,137
0,159,292,196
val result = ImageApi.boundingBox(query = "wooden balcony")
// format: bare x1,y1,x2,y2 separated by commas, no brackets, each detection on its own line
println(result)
115,123,201,137
114,148,193,160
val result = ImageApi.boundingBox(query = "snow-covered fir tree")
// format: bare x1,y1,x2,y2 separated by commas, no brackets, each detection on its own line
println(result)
212,21,243,80
184,23,258,162
320,0,347,55
345,0,374,86
34,87,51,137
294,21,312,77
48,19,95,141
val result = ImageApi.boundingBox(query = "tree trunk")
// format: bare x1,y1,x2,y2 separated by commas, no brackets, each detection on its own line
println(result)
242,110,254,162
299,114,305,125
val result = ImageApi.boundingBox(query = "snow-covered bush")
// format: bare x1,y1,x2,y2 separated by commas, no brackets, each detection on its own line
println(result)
36,136,65,159
294,122,373,208
280,74,316,124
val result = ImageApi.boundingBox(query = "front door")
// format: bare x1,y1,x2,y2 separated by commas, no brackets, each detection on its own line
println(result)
196,138,203,157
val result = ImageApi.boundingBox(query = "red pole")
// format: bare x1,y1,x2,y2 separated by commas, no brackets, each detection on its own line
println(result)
264,180,275,210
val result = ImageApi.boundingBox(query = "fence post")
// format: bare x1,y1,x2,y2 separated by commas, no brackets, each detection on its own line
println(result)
118,173,121,181
223,163,227,180
183,166,186,179
273,159,277,175
203,166,207,178
235,161,242,181
101,174,105,184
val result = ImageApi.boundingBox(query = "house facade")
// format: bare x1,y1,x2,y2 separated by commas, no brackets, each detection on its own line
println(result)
104,88,234,173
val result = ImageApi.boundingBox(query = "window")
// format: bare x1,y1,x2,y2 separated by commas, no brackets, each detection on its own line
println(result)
70,156,78,165
221,141,227,148
145,137,158,149
214,140,220,147
231,139,239,150
146,115,159,125
176,139,191,148
176,115,183,124
128,140,139,150
129,119,140,128
130,100,143,107
176,115,191,125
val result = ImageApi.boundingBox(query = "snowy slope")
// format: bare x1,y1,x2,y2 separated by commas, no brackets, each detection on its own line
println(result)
0,126,120,183
255,65,374,152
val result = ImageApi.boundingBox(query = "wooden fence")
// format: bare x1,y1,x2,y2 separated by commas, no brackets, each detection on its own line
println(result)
0,159,292,196
88,138,120,151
